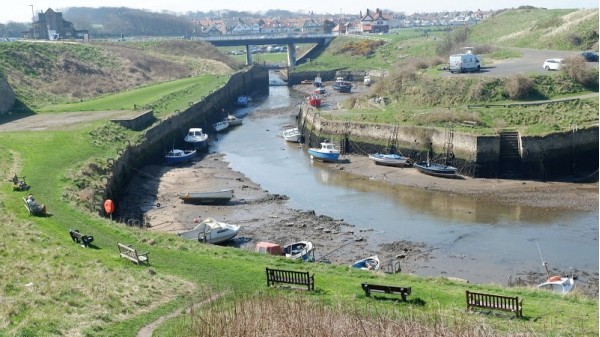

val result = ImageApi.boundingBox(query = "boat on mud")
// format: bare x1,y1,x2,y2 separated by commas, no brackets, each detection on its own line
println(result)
307,141,340,162
368,153,412,167
165,149,196,165
184,128,208,149
178,189,234,204
178,217,241,244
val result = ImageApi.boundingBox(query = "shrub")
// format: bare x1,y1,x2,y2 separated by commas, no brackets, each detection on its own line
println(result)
505,74,535,100
563,56,599,88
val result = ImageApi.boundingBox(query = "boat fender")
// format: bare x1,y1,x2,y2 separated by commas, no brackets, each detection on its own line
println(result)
548,276,562,282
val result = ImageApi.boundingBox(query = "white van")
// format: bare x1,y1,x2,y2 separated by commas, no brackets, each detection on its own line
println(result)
449,53,480,73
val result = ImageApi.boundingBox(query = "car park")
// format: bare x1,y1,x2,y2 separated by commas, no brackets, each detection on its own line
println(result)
542,58,564,71
580,51,598,62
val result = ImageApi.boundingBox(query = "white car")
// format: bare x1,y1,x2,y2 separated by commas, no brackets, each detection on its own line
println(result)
543,58,564,71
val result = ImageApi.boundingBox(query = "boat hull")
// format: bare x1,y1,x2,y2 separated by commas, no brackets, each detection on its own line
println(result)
179,189,234,204
414,162,458,178
283,128,301,143
165,149,196,165
369,153,411,167
308,149,339,162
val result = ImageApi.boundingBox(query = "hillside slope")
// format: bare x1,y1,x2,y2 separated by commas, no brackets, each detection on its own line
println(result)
0,40,240,109
469,8,599,50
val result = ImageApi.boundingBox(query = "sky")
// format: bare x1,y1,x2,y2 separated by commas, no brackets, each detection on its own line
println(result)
1,0,598,24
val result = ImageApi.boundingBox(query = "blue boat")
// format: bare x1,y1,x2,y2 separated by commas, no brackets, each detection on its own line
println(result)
307,141,340,162
235,95,249,106
165,149,196,165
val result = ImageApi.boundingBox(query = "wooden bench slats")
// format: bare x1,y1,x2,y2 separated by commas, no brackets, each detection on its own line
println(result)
118,243,150,265
362,283,411,301
466,291,522,318
266,267,314,291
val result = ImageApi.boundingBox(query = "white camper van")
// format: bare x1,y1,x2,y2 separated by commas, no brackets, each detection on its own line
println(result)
449,53,480,73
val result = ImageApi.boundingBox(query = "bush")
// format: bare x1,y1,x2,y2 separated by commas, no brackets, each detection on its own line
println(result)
563,56,599,88
505,74,535,100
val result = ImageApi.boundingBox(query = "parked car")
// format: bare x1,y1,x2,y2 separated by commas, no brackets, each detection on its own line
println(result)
543,58,564,71
580,51,599,62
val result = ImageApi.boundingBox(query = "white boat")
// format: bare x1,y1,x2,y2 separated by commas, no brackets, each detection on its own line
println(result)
184,128,208,149
213,121,229,132
177,217,240,245
368,153,411,167
282,127,301,143
178,189,234,204
283,241,315,261
350,255,380,271
538,275,576,294
308,141,340,162
224,114,243,127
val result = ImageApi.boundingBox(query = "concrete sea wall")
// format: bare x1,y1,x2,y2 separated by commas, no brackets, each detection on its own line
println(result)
104,66,269,217
297,105,598,180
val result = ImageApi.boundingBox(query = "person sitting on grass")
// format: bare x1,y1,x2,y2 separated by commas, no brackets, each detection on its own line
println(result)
26,194,47,215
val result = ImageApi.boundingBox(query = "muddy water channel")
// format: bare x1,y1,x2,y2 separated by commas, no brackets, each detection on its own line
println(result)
213,83,598,289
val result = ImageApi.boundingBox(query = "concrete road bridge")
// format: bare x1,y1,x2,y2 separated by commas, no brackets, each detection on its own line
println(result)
200,34,335,67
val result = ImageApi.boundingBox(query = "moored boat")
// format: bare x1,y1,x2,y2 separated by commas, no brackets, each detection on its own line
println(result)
178,217,241,244
307,93,321,107
538,275,575,294
213,121,229,132
179,189,234,204
332,79,352,93
224,114,243,127
307,141,340,162
350,255,380,271
283,241,315,261
165,149,196,165
368,153,412,167
184,128,208,149
413,161,458,178
282,127,302,143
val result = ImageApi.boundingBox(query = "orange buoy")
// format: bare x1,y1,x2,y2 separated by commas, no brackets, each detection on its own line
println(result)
548,276,562,282
104,199,115,214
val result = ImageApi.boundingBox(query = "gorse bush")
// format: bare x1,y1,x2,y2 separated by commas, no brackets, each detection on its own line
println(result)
563,56,599,88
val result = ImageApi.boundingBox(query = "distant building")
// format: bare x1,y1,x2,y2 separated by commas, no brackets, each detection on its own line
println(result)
25,8,88,40
359,8,390,34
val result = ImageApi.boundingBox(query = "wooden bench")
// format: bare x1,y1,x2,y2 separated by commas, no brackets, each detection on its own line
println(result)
69,229,94,248
22,197,44,216
266,267,314,291
466,291,523,318
361,283,411,301
117,243,149,265
22,197,34,215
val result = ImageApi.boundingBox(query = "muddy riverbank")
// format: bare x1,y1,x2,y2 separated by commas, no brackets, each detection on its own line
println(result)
118,105,598,297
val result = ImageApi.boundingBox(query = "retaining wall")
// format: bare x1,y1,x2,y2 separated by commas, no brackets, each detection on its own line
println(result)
297,104,598,180
104,66,269,217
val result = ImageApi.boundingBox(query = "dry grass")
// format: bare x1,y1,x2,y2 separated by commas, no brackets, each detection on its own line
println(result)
184,294,536,337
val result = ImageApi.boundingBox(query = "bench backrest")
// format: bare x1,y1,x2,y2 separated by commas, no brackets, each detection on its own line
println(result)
466,291,522,317
118,243,146,264
266,267,314,290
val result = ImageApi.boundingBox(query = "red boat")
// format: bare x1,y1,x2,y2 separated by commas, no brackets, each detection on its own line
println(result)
307,93,321,107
